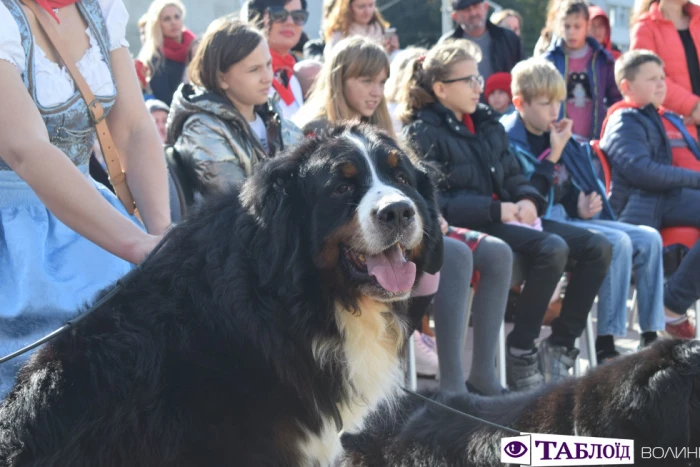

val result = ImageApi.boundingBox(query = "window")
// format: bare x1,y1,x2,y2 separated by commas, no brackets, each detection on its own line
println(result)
617,7,629,27
609,6,617,27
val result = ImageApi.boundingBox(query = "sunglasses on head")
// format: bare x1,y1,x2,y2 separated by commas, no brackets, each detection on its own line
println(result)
267,6,309,26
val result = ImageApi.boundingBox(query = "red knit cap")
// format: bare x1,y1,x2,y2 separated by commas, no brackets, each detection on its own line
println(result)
484,72,512,100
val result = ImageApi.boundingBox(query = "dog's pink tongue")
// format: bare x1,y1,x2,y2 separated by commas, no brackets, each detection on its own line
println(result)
366,245,416,293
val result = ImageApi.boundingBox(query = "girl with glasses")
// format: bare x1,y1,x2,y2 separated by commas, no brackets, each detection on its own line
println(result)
244,0,309,119
323,0,391,58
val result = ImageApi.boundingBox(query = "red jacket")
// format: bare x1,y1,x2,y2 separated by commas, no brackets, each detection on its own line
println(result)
630,1,700,140
588,6,621,60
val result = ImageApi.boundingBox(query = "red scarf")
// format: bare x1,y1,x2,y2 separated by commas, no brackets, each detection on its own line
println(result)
270,49,297,106
162,28,196,64
36,0,79,23
462,114,475,134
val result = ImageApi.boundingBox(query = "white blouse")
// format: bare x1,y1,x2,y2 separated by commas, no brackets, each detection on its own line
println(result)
0,0,129,108
268,75,304,120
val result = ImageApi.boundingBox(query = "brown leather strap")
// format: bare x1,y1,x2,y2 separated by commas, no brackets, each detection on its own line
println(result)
21,0,136,214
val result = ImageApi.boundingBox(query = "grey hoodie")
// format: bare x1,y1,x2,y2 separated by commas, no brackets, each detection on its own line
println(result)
166,84,303,201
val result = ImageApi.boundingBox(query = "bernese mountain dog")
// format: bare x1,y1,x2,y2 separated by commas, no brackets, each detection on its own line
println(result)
340,338,700,467
0,123,442,467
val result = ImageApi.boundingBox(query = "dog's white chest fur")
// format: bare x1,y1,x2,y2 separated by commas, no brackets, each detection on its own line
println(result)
302,300,405,466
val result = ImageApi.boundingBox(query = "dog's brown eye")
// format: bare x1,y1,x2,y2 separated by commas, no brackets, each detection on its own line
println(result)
395,173,408,184
334,183,354,195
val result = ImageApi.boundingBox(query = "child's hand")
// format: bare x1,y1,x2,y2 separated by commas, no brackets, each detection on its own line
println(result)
438,214,449,235
516,199,538,225
548,119,573,162
685,103,700,126
501,202,520,223
577,192,603,220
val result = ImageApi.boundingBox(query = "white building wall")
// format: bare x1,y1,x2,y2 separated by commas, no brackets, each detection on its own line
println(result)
590,0,633,51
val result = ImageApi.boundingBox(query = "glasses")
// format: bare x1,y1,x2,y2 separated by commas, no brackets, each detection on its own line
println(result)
441,74,484,90
267,7,309,26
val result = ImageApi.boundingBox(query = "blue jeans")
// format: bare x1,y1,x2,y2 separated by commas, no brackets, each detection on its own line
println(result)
565,219,665,336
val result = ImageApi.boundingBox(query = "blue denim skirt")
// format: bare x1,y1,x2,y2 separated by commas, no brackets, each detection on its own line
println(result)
0,165,140,397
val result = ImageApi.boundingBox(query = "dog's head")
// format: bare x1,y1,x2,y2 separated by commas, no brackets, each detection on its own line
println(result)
240,123,442,305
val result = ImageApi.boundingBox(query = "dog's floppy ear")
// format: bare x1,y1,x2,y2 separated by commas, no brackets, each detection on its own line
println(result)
240,154,300,222
239,154,307,291
414,164,443,275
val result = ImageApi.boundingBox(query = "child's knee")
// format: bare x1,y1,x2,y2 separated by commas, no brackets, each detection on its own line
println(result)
537,235,569,270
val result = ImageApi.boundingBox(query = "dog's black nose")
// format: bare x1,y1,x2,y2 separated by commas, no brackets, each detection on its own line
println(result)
375,201,415,229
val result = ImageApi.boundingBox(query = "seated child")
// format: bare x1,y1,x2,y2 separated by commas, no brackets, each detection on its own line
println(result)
601,49,700,337
501,57,666,361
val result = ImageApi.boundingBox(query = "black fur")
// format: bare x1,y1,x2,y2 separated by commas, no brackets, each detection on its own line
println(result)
0,124,442,467
341,339,700,466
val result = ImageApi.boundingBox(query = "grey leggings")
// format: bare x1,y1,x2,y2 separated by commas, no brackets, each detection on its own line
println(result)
433,235,513,394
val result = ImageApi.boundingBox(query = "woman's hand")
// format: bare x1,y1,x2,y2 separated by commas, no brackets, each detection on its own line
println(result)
128,232,165,265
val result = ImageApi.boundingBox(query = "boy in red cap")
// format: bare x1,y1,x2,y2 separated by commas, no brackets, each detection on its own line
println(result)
485,72,514,116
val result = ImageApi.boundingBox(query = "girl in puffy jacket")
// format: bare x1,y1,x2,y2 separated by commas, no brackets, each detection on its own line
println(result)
401,39,612,391
166,19,303,204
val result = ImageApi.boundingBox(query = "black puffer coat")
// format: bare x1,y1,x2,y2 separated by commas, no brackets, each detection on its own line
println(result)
404,102,546,230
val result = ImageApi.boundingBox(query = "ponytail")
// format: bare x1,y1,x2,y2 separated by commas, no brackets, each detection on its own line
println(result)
395,38,481,125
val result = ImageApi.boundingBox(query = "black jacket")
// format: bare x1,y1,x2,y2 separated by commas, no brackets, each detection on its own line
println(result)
439,21,523,75
149,57,186,106
600,104,700,228
403,102,546,230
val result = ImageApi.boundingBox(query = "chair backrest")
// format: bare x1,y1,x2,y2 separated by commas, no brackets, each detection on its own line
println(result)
660,227,700,249
590,140,612,196
165,146,194,221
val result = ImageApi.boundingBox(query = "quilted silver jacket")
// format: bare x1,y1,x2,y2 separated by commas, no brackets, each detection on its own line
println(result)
166,84,303,199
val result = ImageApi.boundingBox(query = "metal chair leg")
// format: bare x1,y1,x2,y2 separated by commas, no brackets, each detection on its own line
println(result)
407,333,417,390
695,301,700,340
586,312,598,369
628,287,638,333
497,321,506,387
